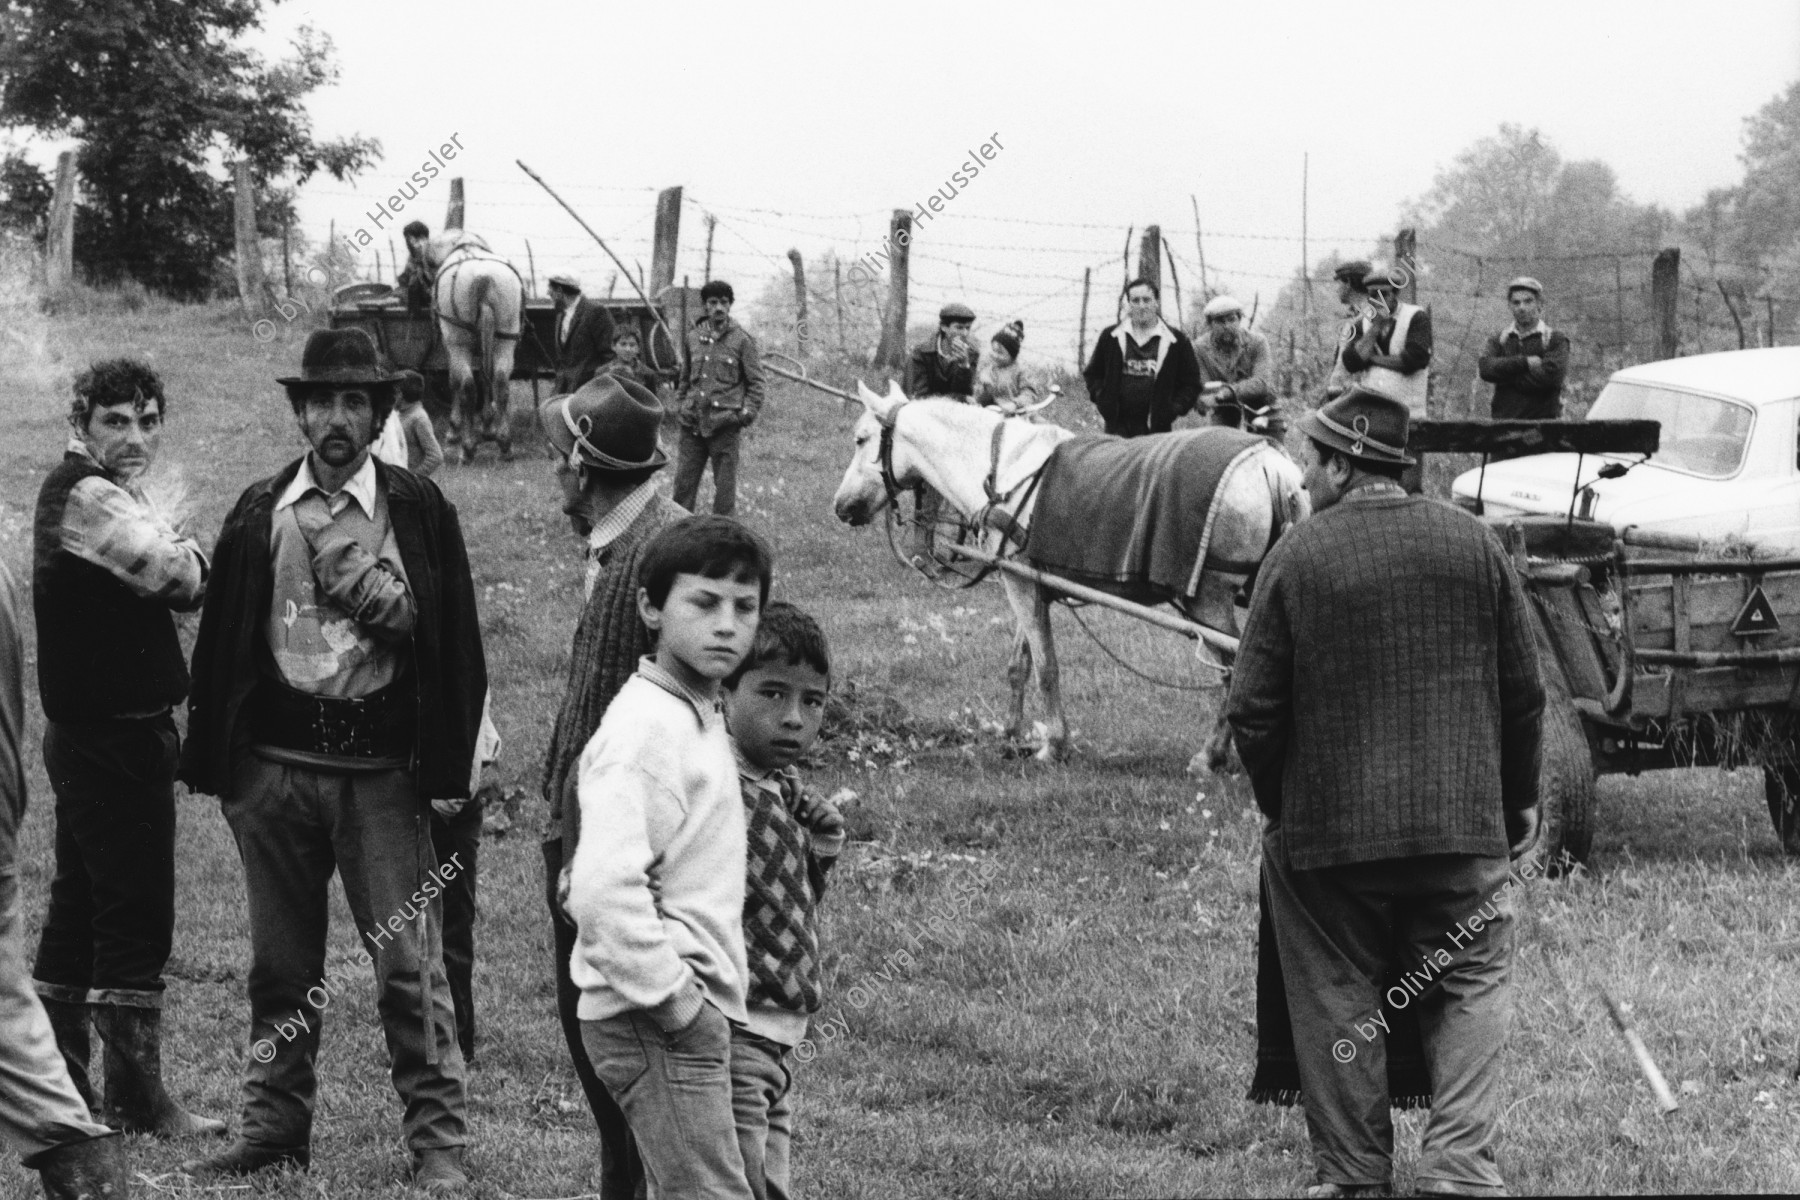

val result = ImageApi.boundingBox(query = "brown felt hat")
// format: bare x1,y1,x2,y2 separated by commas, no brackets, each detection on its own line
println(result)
538,375,668,472
278,328,403,390
1297,386,1414,466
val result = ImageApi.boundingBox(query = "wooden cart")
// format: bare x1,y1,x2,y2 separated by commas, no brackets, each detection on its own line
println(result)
1414,420,1800,866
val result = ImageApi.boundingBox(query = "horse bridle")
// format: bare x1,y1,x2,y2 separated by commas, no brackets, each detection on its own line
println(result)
873,398,1042,560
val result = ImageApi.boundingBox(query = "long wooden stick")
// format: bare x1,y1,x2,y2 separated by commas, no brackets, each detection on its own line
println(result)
763,359,857,405
515,160,677,352
1600,988,1680,1114
941,542,1240,655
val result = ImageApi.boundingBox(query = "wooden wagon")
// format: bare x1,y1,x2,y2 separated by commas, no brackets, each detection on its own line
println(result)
1415,419,1800,866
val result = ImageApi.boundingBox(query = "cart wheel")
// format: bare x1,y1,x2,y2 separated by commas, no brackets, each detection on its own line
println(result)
1760,763,1800,857
1530,630,1596,875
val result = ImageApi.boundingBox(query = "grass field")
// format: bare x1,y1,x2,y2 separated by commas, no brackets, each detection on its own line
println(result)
1,297,1797,1198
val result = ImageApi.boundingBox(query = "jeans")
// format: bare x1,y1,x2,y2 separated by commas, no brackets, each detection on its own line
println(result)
728,1028,793,1200
543,837,643,1199
32,716,180,999
1262,827,1513,1195
672,424,743,516
582,1005,751,1200
429,799,481,1064
0,869,112,1165
220,754,466,1152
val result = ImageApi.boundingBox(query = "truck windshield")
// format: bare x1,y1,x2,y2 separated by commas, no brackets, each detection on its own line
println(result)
1588,381,1752,479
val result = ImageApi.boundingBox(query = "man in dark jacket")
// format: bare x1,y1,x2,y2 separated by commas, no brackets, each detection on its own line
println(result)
536,376,683,1200
396,221,435,312
1227,388,1545,1198
1082,278,1201,437
673,280,764,515
1479,277,1570,420
30,358,225,1142
549,273,616,395
179,329,486,1193
902,302,980,571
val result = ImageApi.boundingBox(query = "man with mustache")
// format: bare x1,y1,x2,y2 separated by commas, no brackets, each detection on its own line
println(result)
179,329,487,1193
29,358,224,1144
1193,295,1276,433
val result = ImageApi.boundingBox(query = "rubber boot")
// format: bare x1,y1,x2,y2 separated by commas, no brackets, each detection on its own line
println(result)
36,992,96,1114
29,1132,130,1199
91,1002,227,1139
180,1138,310,1179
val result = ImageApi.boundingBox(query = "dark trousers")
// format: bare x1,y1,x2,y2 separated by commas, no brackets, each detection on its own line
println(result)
543,837,643,1200
1262,828,1513,1195
32,716,179,999
221,755,466,1152
672,424,742,515
429,800,481,1064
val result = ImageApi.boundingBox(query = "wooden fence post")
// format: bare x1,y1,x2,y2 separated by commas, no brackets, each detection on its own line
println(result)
1190,193,1209,298
232,159,265,317
1077,266,1091,368
1163,241,1183,330
833,259,848,358
1137,224,1161,294
704,214,716,283
650,186,683,297
44,149,76,302
1394,227,1418,305
874,209,911,370
787,249,809,358
1651,248,1680,359
445,178,465,231
1768,294,1778,348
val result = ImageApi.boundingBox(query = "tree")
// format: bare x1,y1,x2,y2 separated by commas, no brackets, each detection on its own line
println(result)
0,0,379,298
0,149,50,237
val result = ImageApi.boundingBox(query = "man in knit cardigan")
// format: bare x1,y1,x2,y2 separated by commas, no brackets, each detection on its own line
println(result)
1228,387,1546,1199
538,376,684,1200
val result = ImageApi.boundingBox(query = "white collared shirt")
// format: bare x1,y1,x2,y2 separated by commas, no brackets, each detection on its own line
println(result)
1501,319,1551,344
276,452,378,519
560,295,581,345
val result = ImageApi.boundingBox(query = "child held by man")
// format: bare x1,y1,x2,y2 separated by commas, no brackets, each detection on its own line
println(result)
566,515,773,1199
723,602,844,1200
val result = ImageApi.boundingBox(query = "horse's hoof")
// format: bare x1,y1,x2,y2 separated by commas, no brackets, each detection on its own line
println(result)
460,447,477,465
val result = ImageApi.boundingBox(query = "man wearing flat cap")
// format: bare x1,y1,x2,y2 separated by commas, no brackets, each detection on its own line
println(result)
1479,277,1570,421
1326,264,1432,417
1194,294,1277,432
549,274,616,396
539,375,682,1200
1228,387,1545,1199
180,327,486,1193
674,279,765,516
903,301,981,571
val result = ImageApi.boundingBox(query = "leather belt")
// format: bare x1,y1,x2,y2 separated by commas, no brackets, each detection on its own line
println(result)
253,678,416,761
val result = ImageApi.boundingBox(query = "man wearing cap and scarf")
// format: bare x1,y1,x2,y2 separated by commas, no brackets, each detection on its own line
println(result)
1479,277,1570,421
179,327,486,1193
903,302,982,571
1326,265,1432,417
1193,295,1277,431
1227,388,1545,1198
1082,278,1202,438
535,375,680,1200
674,280,765,516
550,274,616,395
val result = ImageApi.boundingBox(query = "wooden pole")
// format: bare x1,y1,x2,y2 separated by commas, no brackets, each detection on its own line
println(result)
939,542,1240,655
650,186,683,297
281,213,293,295
1137,224,1162,294
704,214,716,283
1651,248,1680,359
1769,294,1778,348
1301,153,1310,330
1190,193,1209,299
327,219,336,285
607,272,617,298
1077,267,1091,367
44,149,76,302
525,239,537,297
874,209,911,370
1394,227,1418,305
445,177,465,231
1614,256,1627,360
388,238,398,286
833,259,848,358
787,248,809,358
232,159,265,317
1163,241,1183,331
1121,224,1133,301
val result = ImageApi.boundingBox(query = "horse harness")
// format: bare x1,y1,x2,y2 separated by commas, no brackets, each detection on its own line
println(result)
430,243,525,342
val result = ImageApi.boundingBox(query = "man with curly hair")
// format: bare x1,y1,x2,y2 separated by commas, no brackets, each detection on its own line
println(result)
30,358,225,1142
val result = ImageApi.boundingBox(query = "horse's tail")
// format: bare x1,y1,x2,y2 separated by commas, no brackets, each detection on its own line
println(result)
474,272,498,404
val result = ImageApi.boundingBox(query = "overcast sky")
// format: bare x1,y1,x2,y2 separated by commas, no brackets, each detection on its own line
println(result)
196,1,1800,361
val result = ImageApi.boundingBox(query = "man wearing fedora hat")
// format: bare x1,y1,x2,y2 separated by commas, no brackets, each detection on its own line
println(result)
178,327,487,1192
1229,387,1545,1198
550,274,616,396
1479,277,1570,422
538,374,682,1199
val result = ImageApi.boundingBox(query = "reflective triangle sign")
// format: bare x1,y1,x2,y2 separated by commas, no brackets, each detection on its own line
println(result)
1731,586,1781,637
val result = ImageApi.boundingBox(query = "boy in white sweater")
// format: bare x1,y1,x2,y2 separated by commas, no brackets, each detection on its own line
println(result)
567,515,773,1199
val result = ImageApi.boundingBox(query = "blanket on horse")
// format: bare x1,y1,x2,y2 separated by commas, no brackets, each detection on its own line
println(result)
1025,427,1264,599
1247,870,1433,1110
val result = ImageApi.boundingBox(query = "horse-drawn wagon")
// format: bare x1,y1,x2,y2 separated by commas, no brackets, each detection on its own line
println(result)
1414,418,1800,866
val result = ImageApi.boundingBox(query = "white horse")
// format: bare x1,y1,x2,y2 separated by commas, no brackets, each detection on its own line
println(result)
427,232,525,463
832,381,1308,768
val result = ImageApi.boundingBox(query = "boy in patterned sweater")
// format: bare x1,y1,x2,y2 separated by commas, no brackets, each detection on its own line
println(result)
722,603,844,1200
